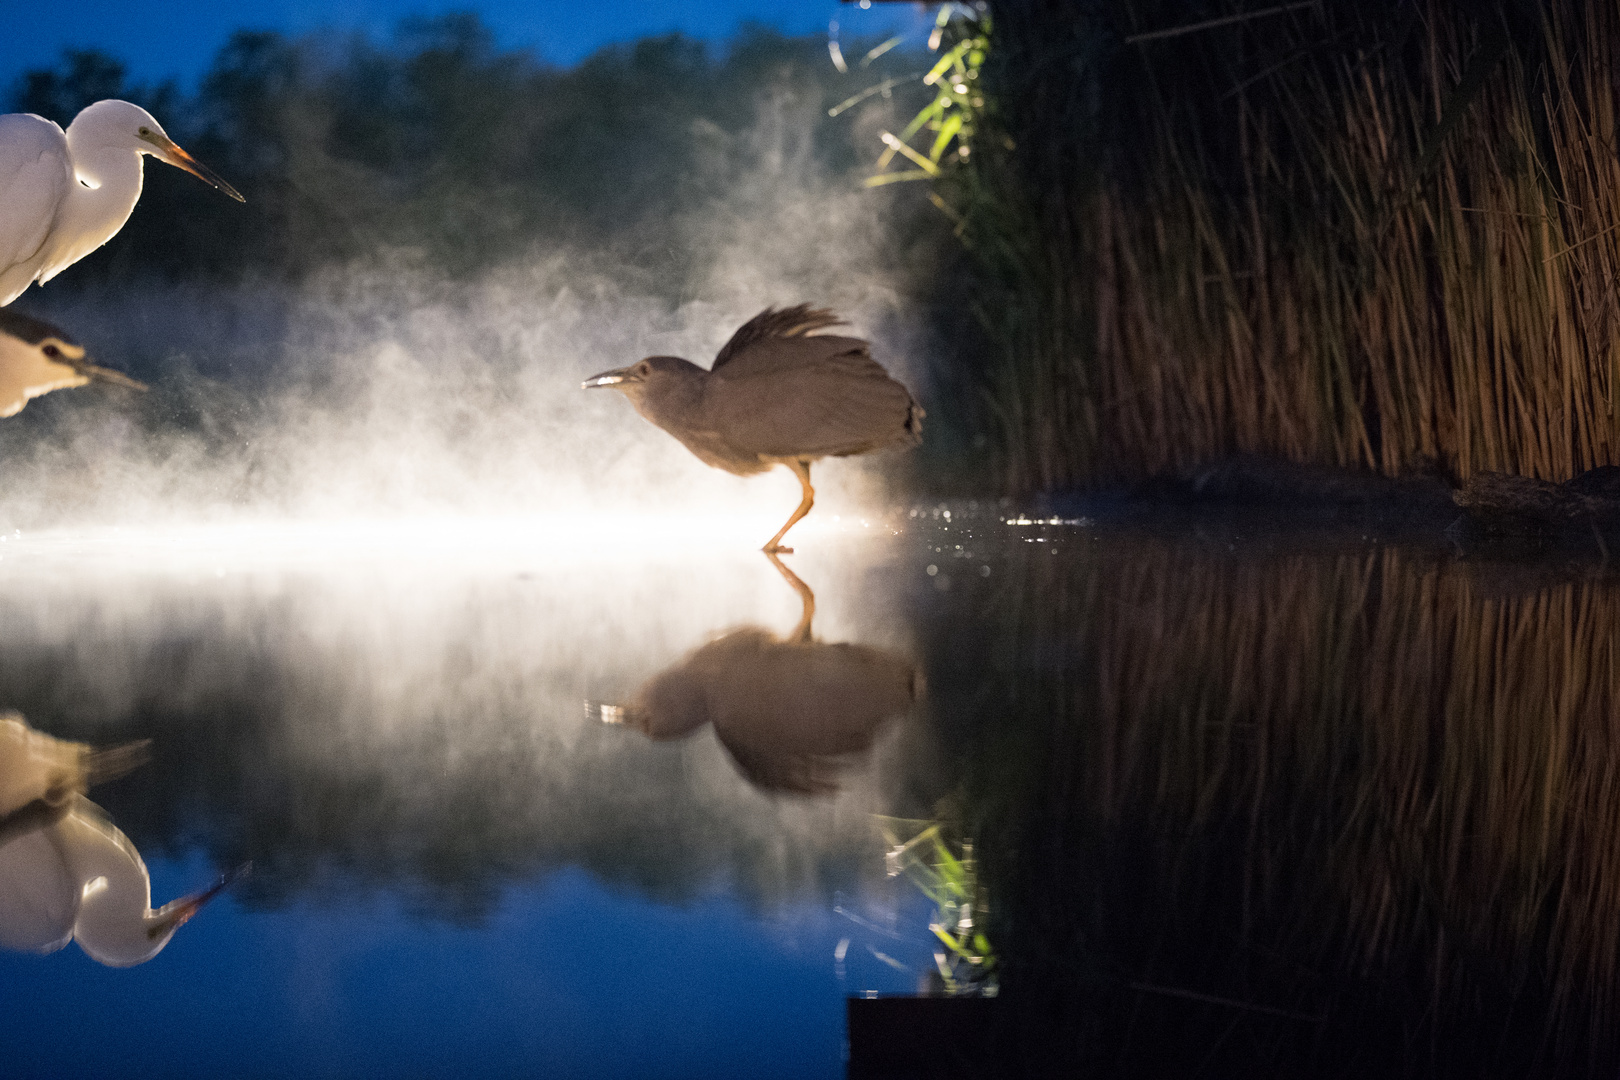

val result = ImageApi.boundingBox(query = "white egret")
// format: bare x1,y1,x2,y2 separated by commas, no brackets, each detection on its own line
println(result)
0,309,148,418
0,711,237,966
0,99,244,307
0,794,243,966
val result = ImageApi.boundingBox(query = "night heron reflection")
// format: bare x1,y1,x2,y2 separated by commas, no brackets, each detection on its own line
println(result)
583,305,923,553
0,100,244,307
0,310,147,417
603,554,922,794
0,712,242,966
0,711,147,827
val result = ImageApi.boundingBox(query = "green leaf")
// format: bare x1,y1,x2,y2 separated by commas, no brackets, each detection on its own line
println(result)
930,112,964,163
931,924,978,960
924,41,972,87
897,97,946,144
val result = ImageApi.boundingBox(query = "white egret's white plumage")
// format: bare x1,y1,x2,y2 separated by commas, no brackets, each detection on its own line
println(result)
0,795,240,965
0,100,243,307
0,713,236,966
0,309,148,417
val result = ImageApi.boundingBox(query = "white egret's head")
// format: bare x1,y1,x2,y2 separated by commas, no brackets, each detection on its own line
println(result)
69,99,245,203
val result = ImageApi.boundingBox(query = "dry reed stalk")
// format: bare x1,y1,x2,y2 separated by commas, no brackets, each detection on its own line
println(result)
984,1,1620,490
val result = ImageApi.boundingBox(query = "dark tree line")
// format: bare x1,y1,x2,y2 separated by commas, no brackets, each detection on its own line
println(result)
10,15,925,288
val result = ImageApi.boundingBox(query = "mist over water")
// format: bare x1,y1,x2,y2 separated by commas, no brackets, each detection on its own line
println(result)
0,539,933,915
4,83,935,530
0,123,942,853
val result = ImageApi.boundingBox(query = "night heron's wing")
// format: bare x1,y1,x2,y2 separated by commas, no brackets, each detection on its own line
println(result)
0,115,71,306
718,739,840,796
704,637,918,796
711,305,846,372
707,337,920,459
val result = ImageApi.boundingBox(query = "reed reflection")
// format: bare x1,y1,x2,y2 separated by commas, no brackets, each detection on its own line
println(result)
0,712,236,966
922,534,1620,1076
608,553,922,795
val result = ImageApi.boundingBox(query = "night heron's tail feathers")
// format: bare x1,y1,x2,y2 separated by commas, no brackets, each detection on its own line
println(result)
713,304,847,370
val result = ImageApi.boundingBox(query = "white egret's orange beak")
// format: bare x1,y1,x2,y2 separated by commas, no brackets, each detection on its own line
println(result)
148,862,251,939
138,130,246,203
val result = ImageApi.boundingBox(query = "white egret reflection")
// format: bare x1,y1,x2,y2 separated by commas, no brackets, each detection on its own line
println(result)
0,712,236,966
0,795,241,966
0,712,147,821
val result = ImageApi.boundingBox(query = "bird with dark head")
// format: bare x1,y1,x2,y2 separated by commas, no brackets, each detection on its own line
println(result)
583,305,923,552
0,309,147,418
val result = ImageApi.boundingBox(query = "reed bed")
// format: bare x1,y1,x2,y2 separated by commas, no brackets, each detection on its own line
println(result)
972,1,1620,492
931,539,1620,1072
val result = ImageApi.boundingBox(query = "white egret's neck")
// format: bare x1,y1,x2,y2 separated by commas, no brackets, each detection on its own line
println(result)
40,139,144,284
52,802,170,967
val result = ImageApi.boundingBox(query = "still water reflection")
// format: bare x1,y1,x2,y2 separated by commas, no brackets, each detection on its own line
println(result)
609,555,922,796
919,515,1620,1078
0,509,1618,1076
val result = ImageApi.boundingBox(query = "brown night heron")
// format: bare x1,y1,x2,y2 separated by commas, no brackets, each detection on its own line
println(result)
0,309,147,417
583,305,923,552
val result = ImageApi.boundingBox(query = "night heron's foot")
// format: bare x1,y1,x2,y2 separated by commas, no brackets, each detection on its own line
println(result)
763,543,794,555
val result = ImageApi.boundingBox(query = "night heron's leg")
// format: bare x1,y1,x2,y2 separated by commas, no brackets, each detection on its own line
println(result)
764,550,816,643
763,459,814,554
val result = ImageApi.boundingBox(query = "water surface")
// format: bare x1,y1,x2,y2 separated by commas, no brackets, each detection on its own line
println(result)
1,507,1617,1078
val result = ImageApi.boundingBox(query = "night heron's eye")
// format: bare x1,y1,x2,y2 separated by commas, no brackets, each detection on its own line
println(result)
41,344,61,358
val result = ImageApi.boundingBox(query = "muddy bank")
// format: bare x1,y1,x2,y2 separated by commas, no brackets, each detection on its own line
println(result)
1032,456,1620,561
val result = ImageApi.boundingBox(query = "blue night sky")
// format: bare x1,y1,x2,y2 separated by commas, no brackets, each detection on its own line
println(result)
0,0,929,89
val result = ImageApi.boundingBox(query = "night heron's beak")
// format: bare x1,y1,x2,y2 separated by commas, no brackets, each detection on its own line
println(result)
581,367,638,390
138,130,246,203
77,361,149,393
